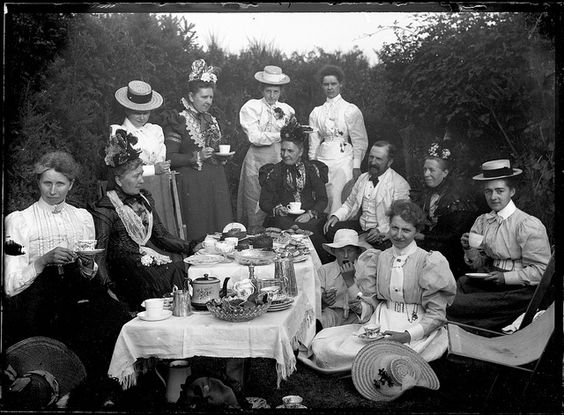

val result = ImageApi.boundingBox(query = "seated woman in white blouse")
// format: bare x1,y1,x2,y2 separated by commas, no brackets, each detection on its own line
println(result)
310,200,456,372
4,151,130,381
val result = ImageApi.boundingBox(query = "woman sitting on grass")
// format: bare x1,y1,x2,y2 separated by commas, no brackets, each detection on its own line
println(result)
310,200,457,372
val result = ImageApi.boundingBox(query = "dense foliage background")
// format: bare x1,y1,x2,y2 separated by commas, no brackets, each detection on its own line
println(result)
4,11,556,240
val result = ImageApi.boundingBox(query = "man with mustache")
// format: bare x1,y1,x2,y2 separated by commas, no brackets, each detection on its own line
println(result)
323,141,410,249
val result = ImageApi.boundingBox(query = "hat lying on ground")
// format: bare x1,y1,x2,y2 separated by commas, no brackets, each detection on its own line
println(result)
352,340,439,402
254,65,290,85
472,159,522,181
323,229,366,255
115,80,163,111
4,336,87,409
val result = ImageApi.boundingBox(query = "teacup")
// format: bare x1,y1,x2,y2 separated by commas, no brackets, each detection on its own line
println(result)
219,144,231,154
143,298,165,319
363,323,380,337
76,239,97,251
282,395,303,408
287,202,301,212
468,232,484,249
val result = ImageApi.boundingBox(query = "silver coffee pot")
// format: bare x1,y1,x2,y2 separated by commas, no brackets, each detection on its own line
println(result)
274,257,298,297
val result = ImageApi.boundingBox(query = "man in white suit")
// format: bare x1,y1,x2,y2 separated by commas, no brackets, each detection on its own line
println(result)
323,141,411,249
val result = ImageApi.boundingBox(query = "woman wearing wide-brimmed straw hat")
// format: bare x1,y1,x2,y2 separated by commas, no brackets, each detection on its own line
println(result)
309,200,456,373
447,159,551,331
112,80,170,177
158,59,233,241
308,64,368,216
236,65,295,230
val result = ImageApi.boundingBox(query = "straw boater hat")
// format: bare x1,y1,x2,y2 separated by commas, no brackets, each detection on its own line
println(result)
322,229,366,256
352,341,440,402
254,65,290,85
115,80,163,111
4,337,87,409
472,159,522,181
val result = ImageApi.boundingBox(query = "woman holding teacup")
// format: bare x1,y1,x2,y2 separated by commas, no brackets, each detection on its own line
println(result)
446,159,551,331
309,200,456,372
237,65,295,229
4,151,130,381
412,142,478,276
90,130,197,312
259,115,330,261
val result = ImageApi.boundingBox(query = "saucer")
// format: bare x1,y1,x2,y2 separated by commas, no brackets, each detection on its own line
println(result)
214,151,235,157
137,310,172,321
287,209,305,215
465,272,490,279
76,248,105,256
276,404,307,409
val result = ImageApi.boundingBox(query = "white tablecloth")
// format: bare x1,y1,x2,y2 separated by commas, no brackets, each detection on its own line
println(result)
188,237,322,319
108,292,314,389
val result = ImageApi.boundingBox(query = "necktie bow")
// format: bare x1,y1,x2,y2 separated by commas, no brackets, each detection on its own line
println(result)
485,212,502,224
369,175,379,187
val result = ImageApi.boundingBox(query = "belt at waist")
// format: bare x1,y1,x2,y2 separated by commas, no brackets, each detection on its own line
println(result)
493,258,523,271
320,136,348,144
385,301,424,315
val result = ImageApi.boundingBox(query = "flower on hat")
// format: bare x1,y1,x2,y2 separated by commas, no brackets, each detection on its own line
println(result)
104,129,141,168
189,59,219,84
427,142,452,160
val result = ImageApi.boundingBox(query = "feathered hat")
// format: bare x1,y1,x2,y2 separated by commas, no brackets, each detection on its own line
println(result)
104,128,141,168
189,59,219,84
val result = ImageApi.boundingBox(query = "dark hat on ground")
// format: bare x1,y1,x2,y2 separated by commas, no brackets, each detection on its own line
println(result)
115,80,163,111
352,340,439,402
4,336,87,409
472,159,522,181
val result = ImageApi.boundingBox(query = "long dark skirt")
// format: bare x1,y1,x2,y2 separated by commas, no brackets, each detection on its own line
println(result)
176,163,233,241
446,275,535,331
4,263,131,380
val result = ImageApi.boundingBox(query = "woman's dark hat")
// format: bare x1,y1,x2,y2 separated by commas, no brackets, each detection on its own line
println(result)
4,337,87,409
472,159,522,181
115,80,163,111
352,340,439,402
104,128,141,168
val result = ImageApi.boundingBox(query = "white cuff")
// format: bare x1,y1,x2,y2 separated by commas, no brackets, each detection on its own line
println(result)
406,323,425,342
143,165,156,176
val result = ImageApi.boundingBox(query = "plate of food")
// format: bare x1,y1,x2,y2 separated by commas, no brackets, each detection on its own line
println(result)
184,254,226,265
291,254,309,263
465,272,490,279
268,297,294,312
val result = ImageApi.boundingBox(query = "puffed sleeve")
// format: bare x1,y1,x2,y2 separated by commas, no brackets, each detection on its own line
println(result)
407,251,457,341
158,110,199,169
354,248,381,321
308,108,321,161
343,103,368,169
4,211,38,297
239,100,283,146
504,216,550,285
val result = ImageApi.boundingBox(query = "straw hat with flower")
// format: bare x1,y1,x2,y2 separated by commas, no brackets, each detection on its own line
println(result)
254,65,290,85
4,337,86,409
352,340,440,402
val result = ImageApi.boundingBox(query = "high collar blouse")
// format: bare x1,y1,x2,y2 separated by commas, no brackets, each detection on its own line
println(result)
239,98,295,146
4,198,95,296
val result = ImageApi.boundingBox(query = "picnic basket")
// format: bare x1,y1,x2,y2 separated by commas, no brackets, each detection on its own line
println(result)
206,299,271,322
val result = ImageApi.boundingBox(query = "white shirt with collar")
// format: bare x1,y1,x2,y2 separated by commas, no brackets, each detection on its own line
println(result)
111,118,166,176
308,94,368,168
4,198,97,296
332,168,411,233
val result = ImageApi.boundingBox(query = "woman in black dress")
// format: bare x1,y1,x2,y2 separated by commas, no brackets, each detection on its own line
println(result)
91,129,195,311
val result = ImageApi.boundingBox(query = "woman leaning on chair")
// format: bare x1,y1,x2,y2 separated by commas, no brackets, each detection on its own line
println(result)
237,65,295,229
158,59,233,241
90,130,196,312
446,159,551,331
310,200,457,372
3,151,131,381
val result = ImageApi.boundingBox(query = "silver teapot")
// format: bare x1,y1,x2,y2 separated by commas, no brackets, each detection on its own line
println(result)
274,257,298,297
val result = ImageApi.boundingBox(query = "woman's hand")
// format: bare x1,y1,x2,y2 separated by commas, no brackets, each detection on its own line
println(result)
484,271,505,285
295,212,313,223
199,147,214,160
382,330,411,344
323,215,339,234
40,247,77,267
273,205,289,217
365,227,383,244
321,288,337,307
460,232,470,249
155,160,171,175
